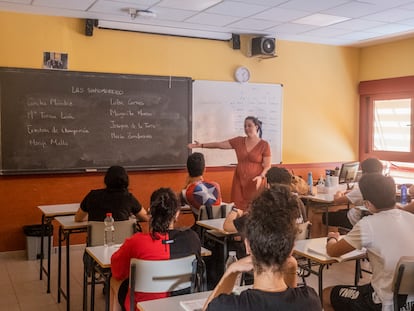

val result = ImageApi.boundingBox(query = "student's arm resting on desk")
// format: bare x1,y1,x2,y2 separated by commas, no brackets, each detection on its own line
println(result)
74,207,88,222
136,208,150,222
399,201,414,213
223,208,244,233
203,256,253,311
325,231,356,258
333,191,350,205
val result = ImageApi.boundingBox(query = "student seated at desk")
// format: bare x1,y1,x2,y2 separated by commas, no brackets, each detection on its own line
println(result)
181,152,222,219
322,158,383,230
110,188,201,311
203,186,321,311
224,167,306,234
74,165,149,222
323,174,414,311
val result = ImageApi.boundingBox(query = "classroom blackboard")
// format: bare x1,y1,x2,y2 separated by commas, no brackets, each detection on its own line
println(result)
192,80,283,166
0,67,192,174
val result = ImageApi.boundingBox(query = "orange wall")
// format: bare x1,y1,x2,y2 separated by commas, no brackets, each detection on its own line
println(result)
0,11,359,251
359,37,414,81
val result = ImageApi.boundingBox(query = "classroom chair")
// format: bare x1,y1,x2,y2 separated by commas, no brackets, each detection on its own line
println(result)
392,256,414,311
129,254,207,311
83,219,137,311
198,203,233,221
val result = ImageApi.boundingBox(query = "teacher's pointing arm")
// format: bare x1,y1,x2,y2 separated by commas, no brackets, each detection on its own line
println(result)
187,140,232,150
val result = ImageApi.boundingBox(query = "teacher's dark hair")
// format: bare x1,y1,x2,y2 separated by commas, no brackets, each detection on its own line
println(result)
245,116,263,138
149,188,180,239
104,165,129,190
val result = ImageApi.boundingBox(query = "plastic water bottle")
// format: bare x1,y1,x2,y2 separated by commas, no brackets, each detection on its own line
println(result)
401,184,408,205
225,251,242,286
103,212,115,247
307,172,314,195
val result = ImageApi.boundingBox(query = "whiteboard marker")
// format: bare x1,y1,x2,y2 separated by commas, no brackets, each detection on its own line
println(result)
85,168,97,172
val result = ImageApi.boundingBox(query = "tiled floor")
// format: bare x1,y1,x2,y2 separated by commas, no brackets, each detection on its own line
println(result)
0,244,372,311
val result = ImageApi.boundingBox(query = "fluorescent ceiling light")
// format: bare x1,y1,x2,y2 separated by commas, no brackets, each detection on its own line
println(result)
97,20,232,40
158,0,223,11
293,13,350,26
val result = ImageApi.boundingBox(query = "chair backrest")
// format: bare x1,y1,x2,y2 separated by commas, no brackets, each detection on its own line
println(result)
129,255,199,310
393,256,414,311
296,221,311,241
198,202,234,220
87,219,136,246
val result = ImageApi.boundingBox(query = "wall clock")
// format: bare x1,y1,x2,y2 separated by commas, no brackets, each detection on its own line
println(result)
234,66,250,83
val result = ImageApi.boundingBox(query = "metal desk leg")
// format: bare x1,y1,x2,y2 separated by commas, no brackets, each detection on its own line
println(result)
223,236,228,272
58,226,63,303
318,264,327,305
39,214,45,280
39,215,52,293
105,272,111,311
91,264,96,311
83,259,88,311
354,259,361,286
66,231,71,311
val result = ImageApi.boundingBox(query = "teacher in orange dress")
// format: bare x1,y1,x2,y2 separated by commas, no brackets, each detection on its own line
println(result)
188,116,271,211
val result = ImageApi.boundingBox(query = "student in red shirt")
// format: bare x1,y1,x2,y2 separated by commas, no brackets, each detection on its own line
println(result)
110,188,201,311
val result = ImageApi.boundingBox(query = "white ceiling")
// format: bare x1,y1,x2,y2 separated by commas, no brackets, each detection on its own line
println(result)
3,0,414,46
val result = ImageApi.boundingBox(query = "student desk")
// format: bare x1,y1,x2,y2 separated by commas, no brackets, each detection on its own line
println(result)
301,193,335,234
196,218,239,273
293,237,366,304
137,290,210,311
55,215,88,311
85,244,212,311
37,203,80,293
137,285,250,311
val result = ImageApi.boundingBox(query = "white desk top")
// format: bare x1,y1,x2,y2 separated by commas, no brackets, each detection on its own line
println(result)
38,203,80,216
86,244,212,269
86,244,121,268
196,218,231,235
300,193,335,203
137,285,251,311
54,215,88,229
294,237,366,264
137,290,210,311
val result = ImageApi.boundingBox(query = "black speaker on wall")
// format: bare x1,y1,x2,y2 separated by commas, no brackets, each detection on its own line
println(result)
251,37,276,56
85,19,95,36
231,34,240,50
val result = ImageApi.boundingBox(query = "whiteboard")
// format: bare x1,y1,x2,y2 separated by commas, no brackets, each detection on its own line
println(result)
192,80,283,166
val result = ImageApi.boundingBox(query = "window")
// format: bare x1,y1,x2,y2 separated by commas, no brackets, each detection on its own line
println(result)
373,98,411,152
359,76,414,163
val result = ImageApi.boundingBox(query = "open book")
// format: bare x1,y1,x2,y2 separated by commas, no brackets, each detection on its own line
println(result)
307,239,366,262
180,298,206,311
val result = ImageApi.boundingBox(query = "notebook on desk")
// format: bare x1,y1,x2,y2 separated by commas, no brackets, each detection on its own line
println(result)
180,298,206,311
307,239,366,263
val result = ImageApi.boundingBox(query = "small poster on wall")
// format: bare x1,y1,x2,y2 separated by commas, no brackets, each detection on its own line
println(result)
43,52,68,70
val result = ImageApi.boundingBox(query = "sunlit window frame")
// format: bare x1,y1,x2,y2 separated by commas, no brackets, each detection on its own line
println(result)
359,76,414,163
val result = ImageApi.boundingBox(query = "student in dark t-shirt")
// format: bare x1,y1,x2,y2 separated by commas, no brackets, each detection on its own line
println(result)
204,186,321,311
74,165,149,222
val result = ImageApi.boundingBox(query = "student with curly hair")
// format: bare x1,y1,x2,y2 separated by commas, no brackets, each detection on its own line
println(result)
110,188,201,311
204,186,321,311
